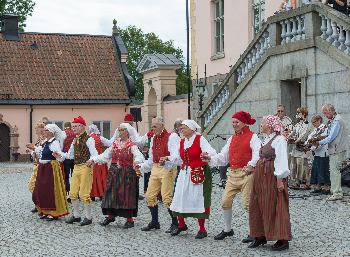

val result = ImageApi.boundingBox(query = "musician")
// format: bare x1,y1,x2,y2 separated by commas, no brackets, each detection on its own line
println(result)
305,115,330,195
276,105,293,137
288,107,312,190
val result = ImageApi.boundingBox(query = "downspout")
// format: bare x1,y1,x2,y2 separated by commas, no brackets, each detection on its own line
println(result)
30,105,33,142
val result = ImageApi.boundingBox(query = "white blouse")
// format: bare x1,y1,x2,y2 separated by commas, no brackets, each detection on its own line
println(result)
92,144,145,165
262,133,290,179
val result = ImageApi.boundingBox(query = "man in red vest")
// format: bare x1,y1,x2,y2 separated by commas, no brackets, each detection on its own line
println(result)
139,117,180,233
203,111,261,242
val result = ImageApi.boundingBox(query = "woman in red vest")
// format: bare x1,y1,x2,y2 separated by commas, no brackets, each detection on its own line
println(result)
164,120,216,239
88,124,110,200
248,115,291,251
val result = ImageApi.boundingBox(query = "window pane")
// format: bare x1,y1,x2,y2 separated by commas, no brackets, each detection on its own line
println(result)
92,121,101,134
220,0,224,16
103,122,111,138
216,37,221,52
215,2,220,18
56,122,63,130
216,21,220,37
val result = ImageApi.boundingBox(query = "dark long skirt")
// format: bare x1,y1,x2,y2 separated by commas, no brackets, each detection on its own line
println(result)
33,162,56,210
249,160,292,241
101,164,139,218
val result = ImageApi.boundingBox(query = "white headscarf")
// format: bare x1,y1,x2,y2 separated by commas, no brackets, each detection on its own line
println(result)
45,124,66,145
88,124,100,135
181,120,201,132
119,123,138,141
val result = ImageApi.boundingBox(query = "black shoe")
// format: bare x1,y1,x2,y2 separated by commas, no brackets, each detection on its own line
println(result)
165,224,178,233
39,215,49,220
123,221,135,229
248,238,267,248
67,198,71,203
195,231,208,239
138,195,145,200
80,218,92,226
271,240,289,251
242,235,254,243
100,217,115,226
31,208,38,213
141,222,160,231
171,225,188,236
46,217,59,221
91,197,96,202
214,229,234,240
310,189,322,194
65,216,82,224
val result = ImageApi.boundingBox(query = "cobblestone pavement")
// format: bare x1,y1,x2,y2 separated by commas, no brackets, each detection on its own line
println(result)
1,164,350,257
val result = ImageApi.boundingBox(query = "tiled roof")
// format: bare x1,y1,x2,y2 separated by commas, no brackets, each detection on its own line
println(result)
0,32,129,102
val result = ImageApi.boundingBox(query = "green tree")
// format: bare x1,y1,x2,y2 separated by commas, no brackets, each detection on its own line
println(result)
0,0,35,31
119,25,190,100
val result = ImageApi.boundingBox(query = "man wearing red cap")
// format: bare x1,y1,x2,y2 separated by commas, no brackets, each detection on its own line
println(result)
55,116,98,226
202,111,261,242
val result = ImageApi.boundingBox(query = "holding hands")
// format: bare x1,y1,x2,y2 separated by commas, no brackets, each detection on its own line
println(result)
242,165,254,176
200,152,210,162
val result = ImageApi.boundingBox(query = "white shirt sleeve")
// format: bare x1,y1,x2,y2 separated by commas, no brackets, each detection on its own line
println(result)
131,145,145,164
247,134,261,167
49,140,65,162
87,137,98,159
62,139,75,160
34,145,43,160
135,133,148,148
200,136,217,167
271,135,290,179
162,133,181,170
209,136,231,167
140,138,154,173
100,136,113,147
92,146,112,164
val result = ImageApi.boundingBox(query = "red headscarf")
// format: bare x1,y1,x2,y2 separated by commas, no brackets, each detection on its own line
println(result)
72,116,86,126
124,113,134,122
232,111,256,125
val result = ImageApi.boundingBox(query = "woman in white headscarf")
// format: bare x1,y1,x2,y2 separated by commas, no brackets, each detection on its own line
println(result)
162,120,217,239
87,123,145,229
32,124,69,220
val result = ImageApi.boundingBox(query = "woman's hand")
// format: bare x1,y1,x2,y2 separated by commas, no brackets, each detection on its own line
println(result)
200,152,210,162
277,178,284,192
86,160,94,167
159,156,168,166
26,143,35,150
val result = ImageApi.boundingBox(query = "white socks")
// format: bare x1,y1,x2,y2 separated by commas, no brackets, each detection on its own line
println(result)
72,200,80,218
223,209,233,232
84,203,92,220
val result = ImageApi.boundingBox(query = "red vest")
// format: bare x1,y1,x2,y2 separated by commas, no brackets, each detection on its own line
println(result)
152,129,170,163
90,133,103,154
180,134,207,170
229,126,253,169
111,147,133,166
63,129,76,152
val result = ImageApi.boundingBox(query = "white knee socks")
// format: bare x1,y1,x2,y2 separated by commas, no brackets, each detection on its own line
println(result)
223,209,233,232
72,200,80,218
84,203,92,220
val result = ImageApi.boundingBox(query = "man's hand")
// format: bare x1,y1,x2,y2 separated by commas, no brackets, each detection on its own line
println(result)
277,178,284,192
159,156,168,166
200,152,210,163
243,165,254,176
86,160,94,167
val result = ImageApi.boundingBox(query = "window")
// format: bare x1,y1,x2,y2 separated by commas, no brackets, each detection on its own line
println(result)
92,121,111,138
50,121,64,130
252,0,265,35
213,0,224,54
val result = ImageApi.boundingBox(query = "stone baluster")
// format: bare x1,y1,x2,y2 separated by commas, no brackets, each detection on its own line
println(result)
285,19,292,44
326,18,334,43
338,26,346,51
255,43,261,62
259,37,265,55
291,18,298,42
301,15,306,40
331,21,340,47
320,15,328,40
240,63,246,80
296,16,302,41
247,53,252,71
345,30,350,55
237,67,242,84
263,32,269,50
244,58,249,76
251,48,256,66
280,20,286,45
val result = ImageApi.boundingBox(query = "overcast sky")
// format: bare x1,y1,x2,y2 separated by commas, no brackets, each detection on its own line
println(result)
26,0,187,53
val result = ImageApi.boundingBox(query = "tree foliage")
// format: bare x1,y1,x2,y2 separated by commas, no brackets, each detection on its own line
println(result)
118,25,189,100
0,0,35,31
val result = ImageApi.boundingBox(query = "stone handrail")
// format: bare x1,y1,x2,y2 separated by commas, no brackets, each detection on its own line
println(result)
199,3,350,130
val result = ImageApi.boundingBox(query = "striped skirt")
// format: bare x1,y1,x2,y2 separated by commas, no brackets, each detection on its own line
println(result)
249,159,292,241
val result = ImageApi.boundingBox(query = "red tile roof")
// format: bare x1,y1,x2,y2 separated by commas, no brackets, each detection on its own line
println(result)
0,32,129,102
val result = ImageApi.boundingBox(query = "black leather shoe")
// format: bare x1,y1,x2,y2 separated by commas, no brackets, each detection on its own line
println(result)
123,221,135,229
31,208,38,213
67,198,71,203
242,235,254,243
248,238,267,248
138,195,145,200
271,240,289,251
141,222,160,231
195,231,208,239
166,224,178,233
39,215,49,220
80,218,92,226
65,216,82,224
46,217,59,221
214,229,234,240
171,225,188,236
100,217,115,226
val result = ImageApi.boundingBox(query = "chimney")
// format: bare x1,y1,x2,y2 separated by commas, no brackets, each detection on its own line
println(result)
1,14,20,41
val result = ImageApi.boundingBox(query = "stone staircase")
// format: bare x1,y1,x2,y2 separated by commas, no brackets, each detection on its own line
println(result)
199,3,350,138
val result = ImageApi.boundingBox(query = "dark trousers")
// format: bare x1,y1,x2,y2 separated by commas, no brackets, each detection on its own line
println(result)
219,165,229,181
63,159,74,193
144,172,151,194
310,156,330,186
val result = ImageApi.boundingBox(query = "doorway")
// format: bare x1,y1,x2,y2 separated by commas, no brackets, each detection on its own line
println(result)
280,79,301,122
0,123,11,162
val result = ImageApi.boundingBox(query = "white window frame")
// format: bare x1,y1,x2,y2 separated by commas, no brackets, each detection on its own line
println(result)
252,0,265,36
92,121,112,138
213,0,224,55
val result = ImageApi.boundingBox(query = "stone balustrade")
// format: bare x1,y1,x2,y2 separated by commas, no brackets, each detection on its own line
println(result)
320,14,350,55
203,85,229,128
280,15,305,44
